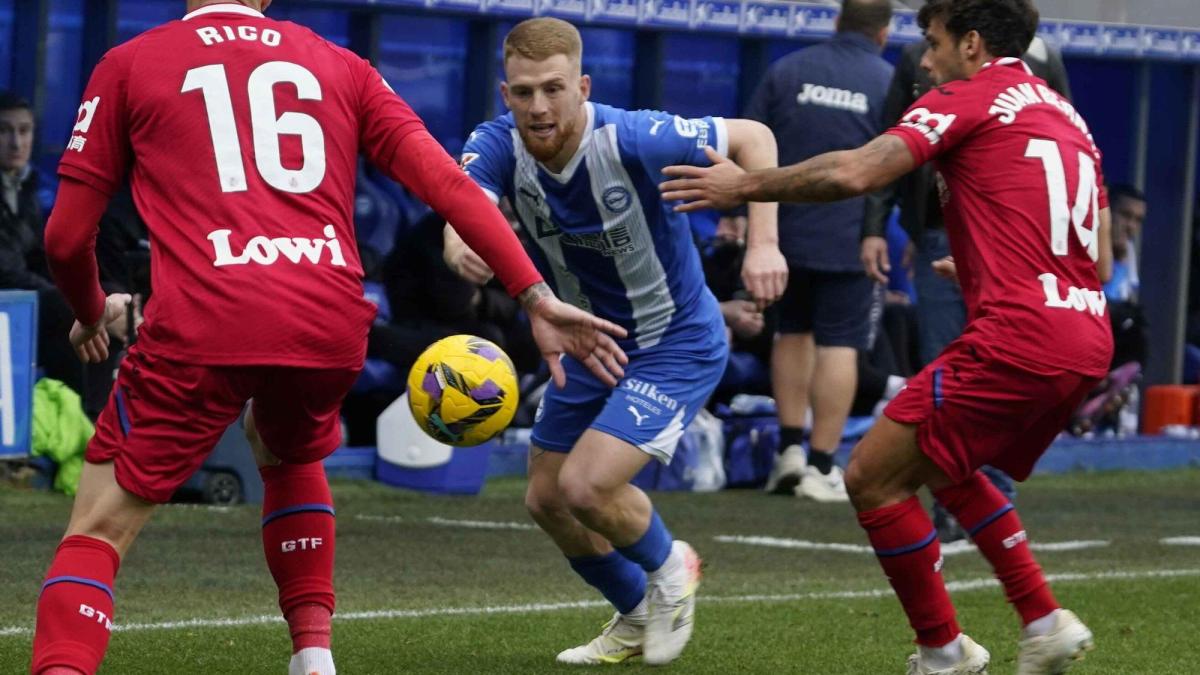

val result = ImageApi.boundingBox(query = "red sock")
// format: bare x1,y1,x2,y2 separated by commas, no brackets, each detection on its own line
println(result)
260,462,335,652
857,496,960,647
32,535,121,675
934,472,1059,625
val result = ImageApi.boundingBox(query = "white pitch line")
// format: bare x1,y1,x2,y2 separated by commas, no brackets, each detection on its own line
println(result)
355,514,537,531
1,568,1195,639
713,535,872,554
716,535,1109,556
425,516,537,531
1162,536,1200,546
163,504,236,514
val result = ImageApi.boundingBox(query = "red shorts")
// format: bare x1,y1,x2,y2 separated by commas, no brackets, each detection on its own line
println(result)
87,345,360,503
883,340,1100,483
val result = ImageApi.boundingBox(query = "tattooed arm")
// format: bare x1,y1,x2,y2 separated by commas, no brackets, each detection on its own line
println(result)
517,281,554,314
660,135,916,211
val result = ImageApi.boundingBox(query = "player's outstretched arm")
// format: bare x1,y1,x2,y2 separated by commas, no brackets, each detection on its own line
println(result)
444,222,627,387
518,281,630,389
661,134,916,211
724,119,787,309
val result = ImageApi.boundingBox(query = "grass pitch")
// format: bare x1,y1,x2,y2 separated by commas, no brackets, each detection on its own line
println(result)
2,469,1198,673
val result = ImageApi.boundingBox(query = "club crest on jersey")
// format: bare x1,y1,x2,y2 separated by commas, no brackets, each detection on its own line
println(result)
207,224,348,268
602,186,632,214
459,152,480,172
900,107,956,145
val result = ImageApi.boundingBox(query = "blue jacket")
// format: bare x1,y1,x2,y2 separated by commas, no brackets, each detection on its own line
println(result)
746,32,892,271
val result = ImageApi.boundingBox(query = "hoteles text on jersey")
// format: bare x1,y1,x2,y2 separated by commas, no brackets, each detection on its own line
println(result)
206,224,348,267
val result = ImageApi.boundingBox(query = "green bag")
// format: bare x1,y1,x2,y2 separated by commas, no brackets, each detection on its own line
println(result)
31,378,95,496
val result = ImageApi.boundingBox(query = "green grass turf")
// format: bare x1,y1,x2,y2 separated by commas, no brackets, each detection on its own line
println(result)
1,469,1198,673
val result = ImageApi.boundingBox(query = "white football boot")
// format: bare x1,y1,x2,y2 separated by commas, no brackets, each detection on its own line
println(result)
555,612,644,665
289,647,335,675
1016,610,1095,675
796,464,850,502
643,541,702,665
765,445,807,495
906,635,991,675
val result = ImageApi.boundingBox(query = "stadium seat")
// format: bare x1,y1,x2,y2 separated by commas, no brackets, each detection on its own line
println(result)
353,163,404,261
353,281,406,394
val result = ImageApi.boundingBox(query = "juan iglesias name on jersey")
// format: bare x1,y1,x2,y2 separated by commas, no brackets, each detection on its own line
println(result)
461,102,726,352
885,57,1114,377
58,3,419,369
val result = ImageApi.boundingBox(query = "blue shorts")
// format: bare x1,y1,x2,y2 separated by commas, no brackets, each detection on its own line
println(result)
531,338,728,463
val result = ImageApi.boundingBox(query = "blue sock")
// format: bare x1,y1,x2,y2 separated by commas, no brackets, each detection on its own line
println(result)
615,511,673,573
568,551,647,615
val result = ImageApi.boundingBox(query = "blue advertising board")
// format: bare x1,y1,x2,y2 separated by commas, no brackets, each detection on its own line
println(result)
357,0,1200,63
0,291,37,458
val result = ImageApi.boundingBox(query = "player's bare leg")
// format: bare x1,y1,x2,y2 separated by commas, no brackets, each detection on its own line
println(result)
767,333,815,493
800,344,855,501
558,430,701,665
526,447,648,664
32,461,157,675
247,411,338,675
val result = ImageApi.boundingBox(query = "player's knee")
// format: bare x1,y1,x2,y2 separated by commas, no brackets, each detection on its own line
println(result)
557,469,605,518
843,450,879,509
524,482,568,525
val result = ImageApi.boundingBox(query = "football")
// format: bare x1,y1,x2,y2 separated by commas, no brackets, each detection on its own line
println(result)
406,335,519,447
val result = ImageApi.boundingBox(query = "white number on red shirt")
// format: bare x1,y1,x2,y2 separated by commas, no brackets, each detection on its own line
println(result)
182,61,326,194
1025,138,1099,262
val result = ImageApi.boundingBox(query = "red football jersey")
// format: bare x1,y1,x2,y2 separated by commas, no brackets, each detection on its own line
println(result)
886,57,1114,377
57,3,540,369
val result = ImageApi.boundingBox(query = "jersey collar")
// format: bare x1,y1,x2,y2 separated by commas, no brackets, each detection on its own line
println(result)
981,57,1034,76
183,3,265,21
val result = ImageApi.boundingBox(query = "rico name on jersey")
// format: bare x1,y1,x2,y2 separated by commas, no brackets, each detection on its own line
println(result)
885,57,1114,377
461,102,727,352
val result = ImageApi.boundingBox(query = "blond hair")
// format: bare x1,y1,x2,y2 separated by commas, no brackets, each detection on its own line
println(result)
503,17,583,65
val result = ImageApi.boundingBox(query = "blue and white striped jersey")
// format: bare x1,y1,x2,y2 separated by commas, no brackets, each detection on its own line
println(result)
462,102,727,352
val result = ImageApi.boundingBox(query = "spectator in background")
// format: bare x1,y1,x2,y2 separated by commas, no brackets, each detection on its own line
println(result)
1104,184,1146,303
1104,185,1148,372
745,0,894,501
0,91,104,397
859,37,1073,541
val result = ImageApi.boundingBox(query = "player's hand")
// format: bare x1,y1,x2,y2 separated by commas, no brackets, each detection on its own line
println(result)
861,236,891,285
722,300,765,340
521,283,629,388
69,293,132,364
932,256,958,283
660,147,748,213
741,243,787,311
444,224,495,285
